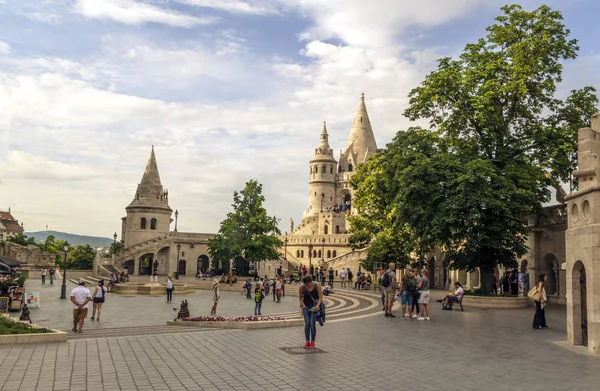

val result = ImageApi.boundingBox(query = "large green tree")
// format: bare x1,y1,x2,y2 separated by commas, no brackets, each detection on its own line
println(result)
7,234,37,247
208,180,282,272
351,4,598,293
67,244,95,270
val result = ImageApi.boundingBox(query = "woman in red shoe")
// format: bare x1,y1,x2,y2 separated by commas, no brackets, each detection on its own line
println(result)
299,275,323,349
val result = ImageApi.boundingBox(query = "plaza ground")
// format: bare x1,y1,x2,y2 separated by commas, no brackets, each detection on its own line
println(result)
1,282,599,390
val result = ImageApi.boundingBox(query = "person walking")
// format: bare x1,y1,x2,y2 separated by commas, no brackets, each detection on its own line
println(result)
275,277,283,303
320,269,326,286
417,270,431,321
49,268,55,285
244,279,253,299
166,275,174,303
400,268,417,319
70,280,91,333
532,273,548,329
254,282,264,316
41,269,47,285
299,275,323,349
91,280,106,321
411,267,420,316
211,279,220,315
381,263,397,318
347,269,353,288
340,268,347,288
328,267,334,287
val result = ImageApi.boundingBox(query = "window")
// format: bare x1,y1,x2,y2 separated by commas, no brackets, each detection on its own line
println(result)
348,164,353,172
327,250,331,258
301,250,304,258
315,166,319,174
324,225,328,234
330,166,333,174
322,165,326,174
338,166,342,173
333,250,337,257
296,250,300,258
313,250,317,258
150,218,157,230
140,218,147,230
335,225,340,234
318,250,321,258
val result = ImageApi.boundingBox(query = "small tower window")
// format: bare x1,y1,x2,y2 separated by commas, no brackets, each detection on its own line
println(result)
322,165,326,174
313,250,317,258
297,250,300,258
324,225,328,235
333,250,337,257
348,164,353,172
327,250,331,258
318,250,322,258
315,166,319,174
360,116,363,123
301,250,304,258
150,218,157,230
330,166,333,174
338,165,342,173
140,218,147,230
335,225,340,234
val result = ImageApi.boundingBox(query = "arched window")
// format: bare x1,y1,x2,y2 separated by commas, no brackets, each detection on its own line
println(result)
318,250,321,258
348,164,353,172
333,250,337,257
327,250,331,258
301,250,304,258
313,250,317,258
315,166,319,174
140,218,147,230
335,225,340,234
324,225,328,234
322,165,326,175
330,166,333,174
150,218,157,230
296,250,300,258
338,165,342,173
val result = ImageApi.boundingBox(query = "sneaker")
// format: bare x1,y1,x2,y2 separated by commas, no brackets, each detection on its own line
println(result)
90,317,95,320
388,314,396,318
405,312,409,317
72,327,77,333
77,329,82,333
309,342,315,349
304,341,310,348
425,317,430,320
417,317,425,321
411,314,418,318
384,313,389,318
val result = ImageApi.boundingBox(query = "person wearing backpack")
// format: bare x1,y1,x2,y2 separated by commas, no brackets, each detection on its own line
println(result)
299,275,323,349
91,280,106,321
254,282,264,316
400,268,417,319
381,263,397,318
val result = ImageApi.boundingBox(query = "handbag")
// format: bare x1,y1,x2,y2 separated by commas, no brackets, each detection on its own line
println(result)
527,286,540,301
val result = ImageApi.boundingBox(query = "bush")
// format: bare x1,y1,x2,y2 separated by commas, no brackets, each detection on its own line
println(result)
0,316,52,335
17,275,27,287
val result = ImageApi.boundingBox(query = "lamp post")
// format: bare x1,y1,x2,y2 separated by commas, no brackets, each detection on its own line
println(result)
113,232,117,244
284,237,288,260
321,237,325,264
176,243,181,279
60,241,69,299
308,242,313,276
174,210,179,232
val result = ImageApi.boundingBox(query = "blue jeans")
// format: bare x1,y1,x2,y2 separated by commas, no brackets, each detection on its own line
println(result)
246,288,251,298
50,275,54,284
401,291,413,307
302,308,317,342
254,301,262,316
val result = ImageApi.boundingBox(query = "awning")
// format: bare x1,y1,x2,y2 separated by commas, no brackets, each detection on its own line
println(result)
0,255,28,268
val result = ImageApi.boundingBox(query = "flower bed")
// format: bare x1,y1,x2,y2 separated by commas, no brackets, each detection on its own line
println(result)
0,315,67,344
0,315,52,335
181,315,285,322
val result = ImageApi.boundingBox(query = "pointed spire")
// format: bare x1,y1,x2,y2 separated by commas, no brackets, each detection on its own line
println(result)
128,146,170,210
343,93,377,162
318,121,331,150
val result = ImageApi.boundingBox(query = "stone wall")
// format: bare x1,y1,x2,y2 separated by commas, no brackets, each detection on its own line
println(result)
1,242,55,267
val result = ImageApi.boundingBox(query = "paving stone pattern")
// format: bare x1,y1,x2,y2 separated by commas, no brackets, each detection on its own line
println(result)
1,293,600,390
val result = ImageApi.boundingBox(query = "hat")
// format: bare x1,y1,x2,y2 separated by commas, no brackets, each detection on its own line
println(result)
78,280,86,286
212,279,219,285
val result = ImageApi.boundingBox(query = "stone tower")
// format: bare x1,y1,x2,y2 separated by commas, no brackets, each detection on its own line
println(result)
122,146,173,248
565,113,600,353
306,122,338,217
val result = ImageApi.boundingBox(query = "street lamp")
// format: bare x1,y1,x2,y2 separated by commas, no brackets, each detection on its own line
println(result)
284,237,288,260
60,241,69,299
176,243,181,279
308,242,313,276
321,237,325,263
113,232,117,244
174,210,179,232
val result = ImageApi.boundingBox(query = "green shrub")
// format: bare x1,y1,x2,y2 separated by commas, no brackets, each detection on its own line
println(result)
0,316,52,335
17,275,27,287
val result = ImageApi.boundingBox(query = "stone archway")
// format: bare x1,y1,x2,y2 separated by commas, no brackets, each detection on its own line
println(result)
571,261,588,347
197,255,210,273
122,259,134,274
541,254,558,295
139,254,153,275
178,259,187,276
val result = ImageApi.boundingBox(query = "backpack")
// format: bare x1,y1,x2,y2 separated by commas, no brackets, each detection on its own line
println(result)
381,271,391,288
406,275,417,293
255,290,263,303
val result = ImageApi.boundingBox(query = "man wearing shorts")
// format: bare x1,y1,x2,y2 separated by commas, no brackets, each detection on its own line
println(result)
417,269,431,320
70,280,91,333
383,263,397,318
400,268,416,319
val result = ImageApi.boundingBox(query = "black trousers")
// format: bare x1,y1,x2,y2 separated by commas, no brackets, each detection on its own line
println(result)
533,301,547,328
166,288,173,302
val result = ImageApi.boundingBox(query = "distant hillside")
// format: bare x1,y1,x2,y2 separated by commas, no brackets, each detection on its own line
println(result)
25,231,114,247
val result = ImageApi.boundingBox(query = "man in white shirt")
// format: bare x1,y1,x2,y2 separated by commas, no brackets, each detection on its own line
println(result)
70,280,92,333
340,269,347,288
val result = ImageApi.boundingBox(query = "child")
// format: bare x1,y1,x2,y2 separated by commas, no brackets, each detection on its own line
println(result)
254,282,264,316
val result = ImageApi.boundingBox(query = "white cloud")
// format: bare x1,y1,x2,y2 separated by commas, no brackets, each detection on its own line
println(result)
176,0,277,15
0,41,10,55
73,0,218,27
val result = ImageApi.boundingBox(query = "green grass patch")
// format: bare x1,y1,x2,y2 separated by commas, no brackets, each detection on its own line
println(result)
0,316,53,335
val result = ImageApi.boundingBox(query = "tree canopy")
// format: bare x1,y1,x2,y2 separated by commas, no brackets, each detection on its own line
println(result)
208,180,282,271
349,4,598,292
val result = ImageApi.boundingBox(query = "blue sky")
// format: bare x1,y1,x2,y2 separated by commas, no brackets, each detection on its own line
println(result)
0,0,599,237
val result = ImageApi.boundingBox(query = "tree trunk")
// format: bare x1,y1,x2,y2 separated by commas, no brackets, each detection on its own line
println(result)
479,265,495,295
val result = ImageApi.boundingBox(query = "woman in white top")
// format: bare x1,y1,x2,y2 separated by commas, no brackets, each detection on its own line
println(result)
166,275,174,303
91,280,106,321
211,279,220,315
533,273,548,329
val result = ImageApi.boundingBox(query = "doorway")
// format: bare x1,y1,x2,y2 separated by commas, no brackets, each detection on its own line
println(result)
178,259,187,276
572,260,588,346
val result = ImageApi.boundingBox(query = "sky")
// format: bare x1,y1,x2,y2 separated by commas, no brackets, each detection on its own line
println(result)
1,0,599,238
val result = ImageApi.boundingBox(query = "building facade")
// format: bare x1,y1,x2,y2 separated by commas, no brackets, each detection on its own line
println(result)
0,209,24,241
272,94,377,273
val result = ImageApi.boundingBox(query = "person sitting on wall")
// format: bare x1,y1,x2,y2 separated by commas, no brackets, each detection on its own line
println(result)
361,275,372,290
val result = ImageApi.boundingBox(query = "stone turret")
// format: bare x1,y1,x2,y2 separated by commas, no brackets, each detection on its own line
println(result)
565,113,600,354
339,93,377,174
306,122,337,217
123,146,173,248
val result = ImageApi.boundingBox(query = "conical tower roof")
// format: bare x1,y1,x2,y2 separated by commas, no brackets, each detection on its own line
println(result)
318,121,331,151
127,146,171,211
343,93,377,163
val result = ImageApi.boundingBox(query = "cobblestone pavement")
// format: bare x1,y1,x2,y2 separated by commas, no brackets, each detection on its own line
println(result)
1,292,599,391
